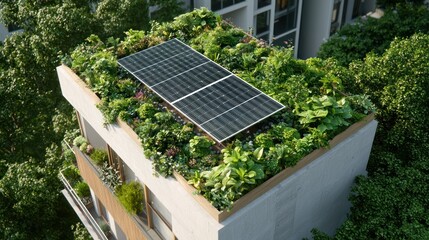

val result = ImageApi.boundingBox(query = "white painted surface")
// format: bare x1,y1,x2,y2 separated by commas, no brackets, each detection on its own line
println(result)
219,120,377,240
58,66,377,240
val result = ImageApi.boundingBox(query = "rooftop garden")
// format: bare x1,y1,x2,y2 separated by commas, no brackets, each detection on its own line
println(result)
63,8,375,211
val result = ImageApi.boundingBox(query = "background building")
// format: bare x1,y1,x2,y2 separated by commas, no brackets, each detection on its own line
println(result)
191,0,376,58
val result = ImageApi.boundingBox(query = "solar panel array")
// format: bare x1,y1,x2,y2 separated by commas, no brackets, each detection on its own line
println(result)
118,39,285,142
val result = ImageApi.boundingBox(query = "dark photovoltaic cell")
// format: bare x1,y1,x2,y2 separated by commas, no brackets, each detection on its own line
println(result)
118,38,285,142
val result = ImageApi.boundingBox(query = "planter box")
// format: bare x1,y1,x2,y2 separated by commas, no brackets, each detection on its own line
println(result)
58,65,378,240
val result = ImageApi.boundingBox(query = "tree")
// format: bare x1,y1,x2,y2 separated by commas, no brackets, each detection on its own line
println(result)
95,0,150,39
313,34,429,239
0,146,77,240
149,0,185,22
0,0,174,238
317,4,429,66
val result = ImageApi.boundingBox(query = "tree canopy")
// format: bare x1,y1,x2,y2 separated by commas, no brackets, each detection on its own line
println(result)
317,4,429,66
0,0,182,238
313,33,429,240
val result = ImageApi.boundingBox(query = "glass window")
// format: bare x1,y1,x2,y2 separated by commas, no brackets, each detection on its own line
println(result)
276,0,295,12
274,0,297,36
272,31,296,47
332,2,341,23
274,10,297,35
258,0,271,8
211,0,245,11
212,0,222,10
331,1,341,35
256,11,270,35
352,0,361,19
148,191,173,240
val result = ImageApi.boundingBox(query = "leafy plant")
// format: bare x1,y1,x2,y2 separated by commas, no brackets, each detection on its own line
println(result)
72,222,93,240
116,181,145,214
73,136,92,154
74,181,90,198
296,96,352,133
89,149,108,166
200,146,265,210
100,162,122,191
62,165,81,187
189,136,215,158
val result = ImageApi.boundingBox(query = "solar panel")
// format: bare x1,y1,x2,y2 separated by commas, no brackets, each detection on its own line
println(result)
118,39,285,142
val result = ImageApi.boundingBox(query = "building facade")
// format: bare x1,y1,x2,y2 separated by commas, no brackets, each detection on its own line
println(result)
191,0,376,58
58,62,377,240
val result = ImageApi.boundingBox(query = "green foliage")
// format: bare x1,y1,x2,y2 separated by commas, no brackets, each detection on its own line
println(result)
189,136,215,158
199,146,265,210
0,0,161,238
318,4,429,66
68,9,373,211
74,181,91,198
62,165,81,187
349,33,429,164
0,146,75,240
313,34,429,239
137,102,158,120
89,149,108,166
149,0,185,23
296,96,353,133
73,136,92,154
72,222,93,240
100,162,123,191
95,0,150,39
150,7,220,40
116,181,145,214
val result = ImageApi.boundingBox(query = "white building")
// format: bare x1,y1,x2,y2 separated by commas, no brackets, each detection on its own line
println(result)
192,0,376,58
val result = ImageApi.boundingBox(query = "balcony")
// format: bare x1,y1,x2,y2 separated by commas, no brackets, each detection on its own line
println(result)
59,169,111,240
72,146,161,240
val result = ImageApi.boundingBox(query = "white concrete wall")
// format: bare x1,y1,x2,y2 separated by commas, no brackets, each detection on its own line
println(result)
58,66,377,240
218,120,377,240
58,66,222,240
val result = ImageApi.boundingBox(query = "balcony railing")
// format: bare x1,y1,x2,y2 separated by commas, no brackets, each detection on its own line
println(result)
59,170,109,240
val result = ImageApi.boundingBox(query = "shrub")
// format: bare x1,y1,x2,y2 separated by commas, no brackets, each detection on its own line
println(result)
62,165,81,187
318,4,429,66
89,149,108,166
116,181,145,214
74,181,90,198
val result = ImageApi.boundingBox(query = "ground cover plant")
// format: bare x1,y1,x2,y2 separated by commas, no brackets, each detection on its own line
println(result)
65,8,375,211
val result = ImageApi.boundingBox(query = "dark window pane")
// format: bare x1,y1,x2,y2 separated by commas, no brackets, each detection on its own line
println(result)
272,31,296,48
352,0,361,18
274,11,296,35
258,0,271,8
276,0,295,12
256,11,270,35
212,0,221,10
223,0,234,8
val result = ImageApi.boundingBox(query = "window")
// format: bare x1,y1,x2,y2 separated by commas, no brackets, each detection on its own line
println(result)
274,0,298,36
256,11,270,35
211,0,245,11
258,0,271,9
276,0,295,12
331,1,341,35
107,146,125,182
148,190,174,240
352,0,361,19
272,31,295,47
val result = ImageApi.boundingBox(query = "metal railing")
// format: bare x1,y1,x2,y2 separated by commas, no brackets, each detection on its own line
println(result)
60,167,108,240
